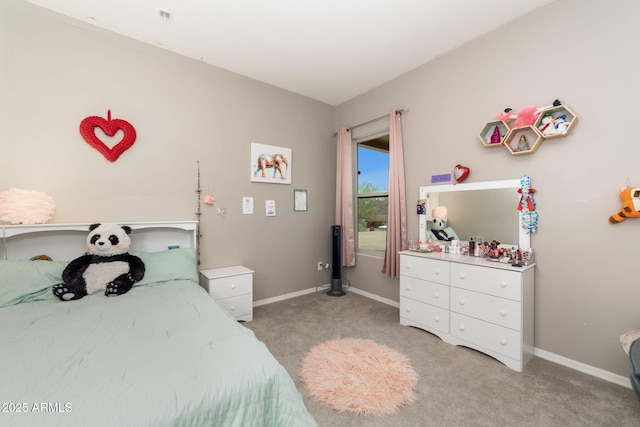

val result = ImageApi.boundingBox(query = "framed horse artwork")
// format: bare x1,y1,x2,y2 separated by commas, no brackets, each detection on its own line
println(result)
250,143,292,185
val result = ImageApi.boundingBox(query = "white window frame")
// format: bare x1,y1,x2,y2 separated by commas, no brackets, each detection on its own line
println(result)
353,131,389,255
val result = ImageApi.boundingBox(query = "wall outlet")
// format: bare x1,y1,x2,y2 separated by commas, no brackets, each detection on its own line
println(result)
317,262,323,271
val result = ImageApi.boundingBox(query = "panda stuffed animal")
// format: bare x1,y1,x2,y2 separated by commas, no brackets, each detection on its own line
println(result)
429,218,454,241
52,223,145,301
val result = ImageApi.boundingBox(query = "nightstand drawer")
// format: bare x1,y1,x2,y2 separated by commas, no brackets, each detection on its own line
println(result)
205,274,252,299
216,294,252,318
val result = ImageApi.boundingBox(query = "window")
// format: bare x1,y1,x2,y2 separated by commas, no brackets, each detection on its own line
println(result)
356,134,389,253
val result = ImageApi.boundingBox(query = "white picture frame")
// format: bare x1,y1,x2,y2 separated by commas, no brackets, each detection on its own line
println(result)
294,189,308,211
265,200,276,217
250,143,291,184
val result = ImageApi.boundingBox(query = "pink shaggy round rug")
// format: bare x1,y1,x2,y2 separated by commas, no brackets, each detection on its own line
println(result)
299,338,418,416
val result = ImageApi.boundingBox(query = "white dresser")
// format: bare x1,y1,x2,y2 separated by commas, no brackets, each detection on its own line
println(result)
400,251,534,372
199,266,254,322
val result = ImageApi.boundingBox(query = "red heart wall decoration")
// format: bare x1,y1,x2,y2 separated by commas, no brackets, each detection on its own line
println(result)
79,110,137,162
453,164,470,183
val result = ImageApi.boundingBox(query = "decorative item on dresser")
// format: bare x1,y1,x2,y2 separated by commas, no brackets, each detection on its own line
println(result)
199,265,254,321
399,251,534,372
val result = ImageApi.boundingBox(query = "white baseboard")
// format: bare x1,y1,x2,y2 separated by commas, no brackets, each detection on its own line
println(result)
253,287,317,307
533,348,631,389
253,286,631,389
253,285,400,309
347,286,400,308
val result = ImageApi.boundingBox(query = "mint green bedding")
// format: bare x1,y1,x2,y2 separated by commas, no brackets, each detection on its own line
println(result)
0,276,316,426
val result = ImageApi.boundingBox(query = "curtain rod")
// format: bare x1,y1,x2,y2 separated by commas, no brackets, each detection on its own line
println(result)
333,108,407,137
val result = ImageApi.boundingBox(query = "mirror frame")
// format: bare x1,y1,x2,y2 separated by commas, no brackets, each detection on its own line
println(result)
418,179,530,249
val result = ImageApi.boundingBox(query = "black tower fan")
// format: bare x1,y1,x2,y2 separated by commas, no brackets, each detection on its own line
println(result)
327,225,345,296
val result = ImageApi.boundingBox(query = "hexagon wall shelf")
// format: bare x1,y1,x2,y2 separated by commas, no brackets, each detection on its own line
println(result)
503,126,543,155
481,103,578,155
534,105,578,140
478,120,510,147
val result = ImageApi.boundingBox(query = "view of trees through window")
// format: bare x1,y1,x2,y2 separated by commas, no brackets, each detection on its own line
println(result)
356,136,389,252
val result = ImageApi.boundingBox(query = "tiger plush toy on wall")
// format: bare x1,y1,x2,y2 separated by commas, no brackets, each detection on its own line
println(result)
609,187,640,224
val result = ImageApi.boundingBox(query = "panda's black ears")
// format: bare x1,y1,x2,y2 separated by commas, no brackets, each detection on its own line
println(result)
88,223,131,234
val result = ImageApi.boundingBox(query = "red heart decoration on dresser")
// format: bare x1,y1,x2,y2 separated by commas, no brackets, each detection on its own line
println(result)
453,164,470,183
79,110,137,162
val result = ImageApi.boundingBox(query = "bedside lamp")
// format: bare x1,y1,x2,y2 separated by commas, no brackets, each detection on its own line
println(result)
0,188,56,225
432,206,448,219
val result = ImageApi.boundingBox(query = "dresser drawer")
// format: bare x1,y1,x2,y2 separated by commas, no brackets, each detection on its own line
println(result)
203,273,252,299
215,294,253,318
450,288,521,331
451,312,521,360
400,255,449,285
400,276,449,309
450,263,521,301
400,297,449,333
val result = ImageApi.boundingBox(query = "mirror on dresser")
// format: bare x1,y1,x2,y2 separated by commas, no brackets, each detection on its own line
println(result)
419,179,530,249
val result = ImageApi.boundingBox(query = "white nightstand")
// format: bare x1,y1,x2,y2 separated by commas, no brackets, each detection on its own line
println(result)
199,266,254,322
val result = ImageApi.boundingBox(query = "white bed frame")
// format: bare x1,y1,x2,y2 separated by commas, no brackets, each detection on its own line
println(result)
1,221,198,261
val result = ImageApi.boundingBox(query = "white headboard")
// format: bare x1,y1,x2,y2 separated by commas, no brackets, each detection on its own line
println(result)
1,221,198,261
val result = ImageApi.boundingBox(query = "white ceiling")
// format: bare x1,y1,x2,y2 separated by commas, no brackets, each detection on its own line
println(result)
24,0,556,106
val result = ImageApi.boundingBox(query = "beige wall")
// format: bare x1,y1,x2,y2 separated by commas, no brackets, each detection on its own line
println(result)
4,0,640,380
337,0,640,378
1,0,337,301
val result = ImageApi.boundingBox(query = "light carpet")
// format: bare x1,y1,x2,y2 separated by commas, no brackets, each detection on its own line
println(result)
299,337,419,416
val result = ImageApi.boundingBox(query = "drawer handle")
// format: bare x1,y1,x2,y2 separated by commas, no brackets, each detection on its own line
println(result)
500,338,507,346
231,284,236,289
459,299,466,306
499,281,507,288
405,285,412,291
499,309,507,317
458,324,465,331
434,269,440,275
434,316,440,322
434,292,440,299
405,307,411,313
230,305,236,311
459,273,466,280
406,264,412,270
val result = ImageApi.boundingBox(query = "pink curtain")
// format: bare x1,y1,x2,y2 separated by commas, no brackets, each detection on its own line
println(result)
382,109,407,277
335,127,356,267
